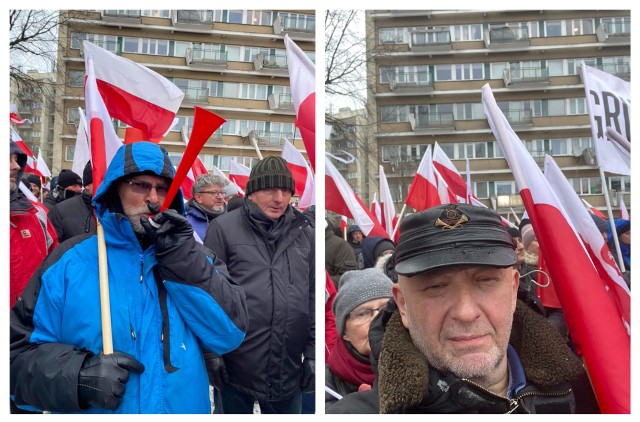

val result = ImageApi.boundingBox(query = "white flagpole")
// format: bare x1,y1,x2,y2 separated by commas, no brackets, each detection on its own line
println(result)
391,204,407,239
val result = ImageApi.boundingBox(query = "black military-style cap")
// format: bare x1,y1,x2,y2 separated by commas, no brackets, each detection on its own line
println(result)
394,203,516,276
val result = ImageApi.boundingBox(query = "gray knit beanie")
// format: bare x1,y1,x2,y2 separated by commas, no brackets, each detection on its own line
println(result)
245,156,295,195
333,268,393,336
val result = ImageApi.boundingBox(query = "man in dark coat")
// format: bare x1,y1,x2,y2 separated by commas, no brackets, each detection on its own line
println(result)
43,169,83,210
328,204,598,414
325,218,357,287
204,156,314,414
48,161,97,243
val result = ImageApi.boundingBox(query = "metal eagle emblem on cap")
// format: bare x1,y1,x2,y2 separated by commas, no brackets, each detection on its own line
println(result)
435,204,469,229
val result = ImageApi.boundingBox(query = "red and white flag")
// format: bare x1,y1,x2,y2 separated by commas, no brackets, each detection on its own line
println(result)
84,57,124,191
582,198,607,220
405,145,440,211
379,165,398,241
177,127,207,201
10,103,30,126
544,155,630,330
483,83,629,414
83,41,184,142
36,148,51,179
228,161,251,192
10,127,41,177
370,192,382,225
433,142,468,202
582,62,631,176
326,159,388,238
284,35,315,172
619,196,629,220
433,167,457,205
282,139,314,210
339,215,348,237
72,108,91,178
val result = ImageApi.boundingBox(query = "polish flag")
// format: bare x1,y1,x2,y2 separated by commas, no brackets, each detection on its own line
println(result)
84,57,124,192
433,142,468,202
581,198,607,220
71,108,92,178
326,158,388,238
370,192,382,225
282,139,314,210
483,83,629,414
10,103,30,126
36,148,51,178
83,41,184,142
544,155,630,331
433,167,457,205
284,35,315,172
10,127,41,177
619,196,629,220
339,215,348,237
229,161,251,192
379,165,398,241
405,145,440,211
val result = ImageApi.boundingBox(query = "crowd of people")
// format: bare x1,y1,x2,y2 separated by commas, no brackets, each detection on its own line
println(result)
10,143,314,414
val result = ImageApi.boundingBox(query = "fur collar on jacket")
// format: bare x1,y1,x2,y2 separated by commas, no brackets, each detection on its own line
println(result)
376,301,584,413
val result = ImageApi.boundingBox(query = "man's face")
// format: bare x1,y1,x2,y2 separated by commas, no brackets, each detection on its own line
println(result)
352,231,364,243
393,265,518,387
248,187,292,220
117,174,170,233
513,237,525,265
10,154,21,191
194,184,225,212
29,183,40,197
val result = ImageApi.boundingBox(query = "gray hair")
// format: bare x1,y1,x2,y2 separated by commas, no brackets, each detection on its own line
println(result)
192,174,227,197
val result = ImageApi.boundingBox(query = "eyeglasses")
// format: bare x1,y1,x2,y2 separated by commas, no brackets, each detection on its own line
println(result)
348,304,388,325
198,191,225,196
127,179,170,197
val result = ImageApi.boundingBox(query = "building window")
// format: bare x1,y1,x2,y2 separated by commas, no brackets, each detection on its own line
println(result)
544,20,563,36
572,177,602,195
68,70,84,87
379,27,405,44
567,98,586,115
123,37,138,53
67,108,80,125
451,24,482,41
141,10,171,18
609,176,631,192
549,139,569,156
473,181,490,199
65,145,75,162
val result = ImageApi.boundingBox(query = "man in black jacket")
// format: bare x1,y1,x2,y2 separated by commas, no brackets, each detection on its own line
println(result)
204,156,314,414
48,161,97,243
328,204,598,414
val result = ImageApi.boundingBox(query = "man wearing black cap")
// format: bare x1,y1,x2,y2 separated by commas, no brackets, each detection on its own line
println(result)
48,161,97,243
26,173,42,199
329,204,597,414
204,155,314,414
43,169,83,210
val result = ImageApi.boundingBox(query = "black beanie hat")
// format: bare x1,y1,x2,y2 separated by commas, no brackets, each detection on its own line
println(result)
373,239,395,260
245,156,295,196
83,161,93,186
57,169,82,189
27,173,42,189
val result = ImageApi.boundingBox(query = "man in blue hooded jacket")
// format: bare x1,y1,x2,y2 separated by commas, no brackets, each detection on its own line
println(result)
10,142,248,414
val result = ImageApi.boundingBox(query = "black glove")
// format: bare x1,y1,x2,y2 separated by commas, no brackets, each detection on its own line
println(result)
301,358,315,393
78,351,145,410
140,209,194,255
203,351,228,390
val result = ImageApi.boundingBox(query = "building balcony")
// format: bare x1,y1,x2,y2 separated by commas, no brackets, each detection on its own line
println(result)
101,10,141,24
409,112,455,132
179,87,209,105
18,107,33,115
596,22,630,44
253,53,288,76
204,131,223,145
484,26,530,49
387,71,434,93
595,62,630,82
267,93,295,111
244,129,292,148
172,10,214,29
409,29,451,51
273,15,315,41
185,48,228,70
504,109,533,127
503,66,550,87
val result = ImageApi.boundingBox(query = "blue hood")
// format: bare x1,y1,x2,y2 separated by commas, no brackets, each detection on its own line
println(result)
93,142,185,216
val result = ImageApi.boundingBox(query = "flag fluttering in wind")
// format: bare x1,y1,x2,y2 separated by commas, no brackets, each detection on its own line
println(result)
284,35,315,171
71,108,91,178
581,62,631,176
619,196,629,220
36,148,51,179
433,142,468,202
282,139,314,210
229,161,251,192
482,83,630,414
405,145,440,211
83,41,184,142
370,192,382,225
326,158,388,238
378,165,398,241
10,103,30,126
582,198,607,220
11,127,41,177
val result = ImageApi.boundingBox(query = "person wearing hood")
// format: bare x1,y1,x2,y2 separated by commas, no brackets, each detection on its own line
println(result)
186,174,228,241
328,204,598,414
48,161,97,243
10,142,58,308
11,142,248,414
43,169,83,210
607,218,630,278
360,236,395,271
204,156,314,414
347,225,365,269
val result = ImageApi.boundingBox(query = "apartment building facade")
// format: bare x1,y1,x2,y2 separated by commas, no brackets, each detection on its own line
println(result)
365,10,630,220
54,9,315,177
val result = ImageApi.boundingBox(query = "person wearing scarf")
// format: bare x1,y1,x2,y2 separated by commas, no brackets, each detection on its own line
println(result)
326,268,393,411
